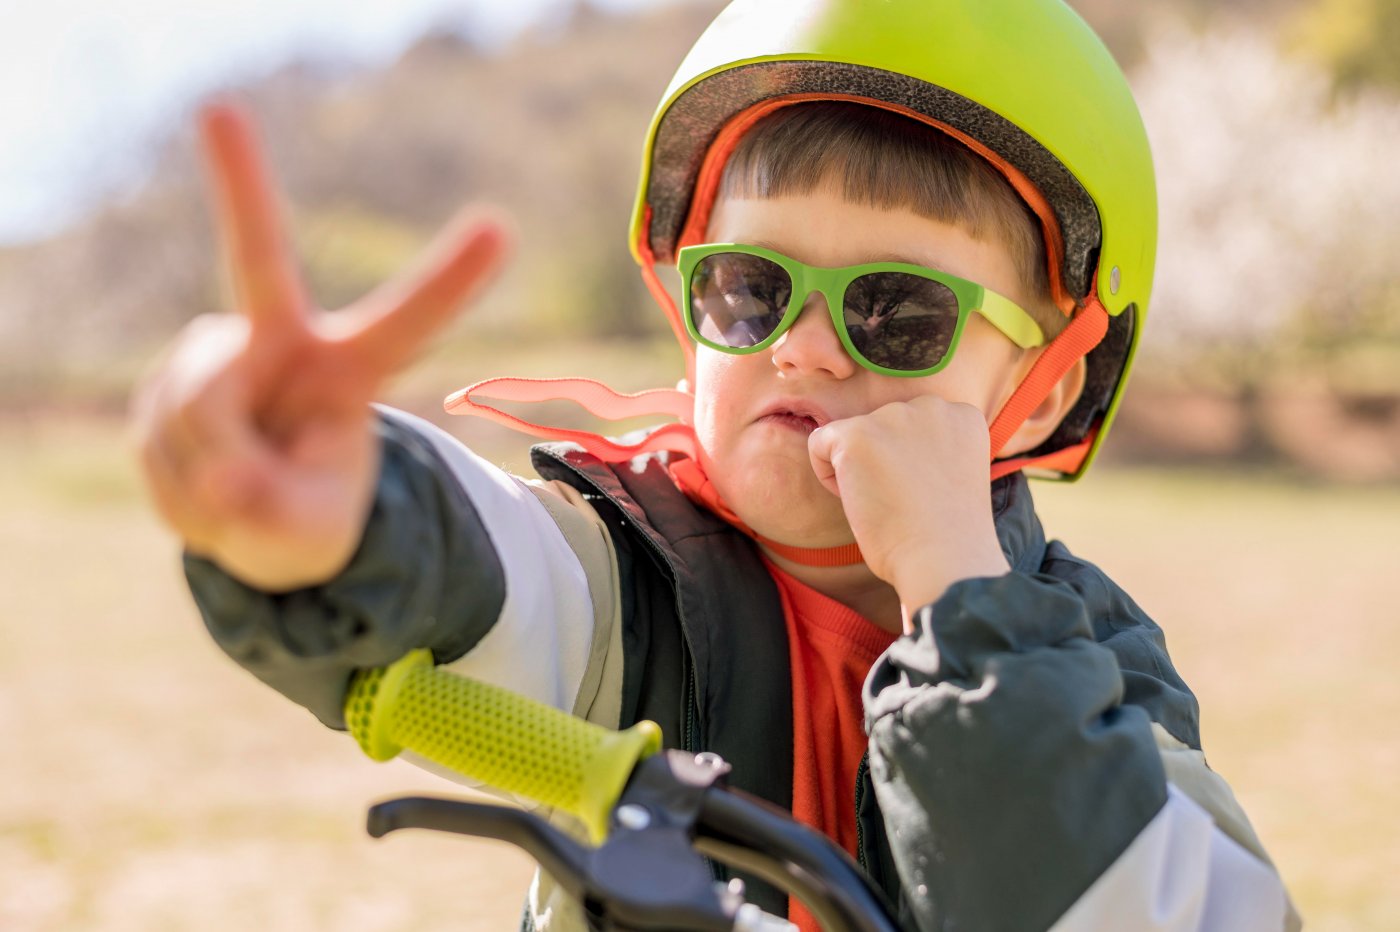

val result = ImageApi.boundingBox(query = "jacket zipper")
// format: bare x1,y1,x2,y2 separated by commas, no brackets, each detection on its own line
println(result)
682,650,699,752
553,455,703,754
854,751,870,872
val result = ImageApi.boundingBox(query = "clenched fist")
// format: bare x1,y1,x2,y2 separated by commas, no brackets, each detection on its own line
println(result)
807,396,1012,625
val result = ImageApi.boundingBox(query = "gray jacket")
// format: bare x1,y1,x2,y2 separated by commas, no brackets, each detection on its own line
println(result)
186,410,1297,931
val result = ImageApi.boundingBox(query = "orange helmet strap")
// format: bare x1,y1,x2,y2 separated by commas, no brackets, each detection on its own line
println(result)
987,292,1109,475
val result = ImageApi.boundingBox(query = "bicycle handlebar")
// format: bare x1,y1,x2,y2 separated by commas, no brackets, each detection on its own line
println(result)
344,649,662,841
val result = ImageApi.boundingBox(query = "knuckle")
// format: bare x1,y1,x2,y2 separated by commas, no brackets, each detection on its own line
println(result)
140,380,188,445
135,428,164,471
173,386,212,435
187,458,237,517
823,418,861,447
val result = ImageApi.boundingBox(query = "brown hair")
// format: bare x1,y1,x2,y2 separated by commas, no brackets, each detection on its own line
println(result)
718,102,1063,337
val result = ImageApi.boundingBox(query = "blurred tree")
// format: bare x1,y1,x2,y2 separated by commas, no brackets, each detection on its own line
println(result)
5,0,1396,476
0,0,722,404
1134,21,1400,458
1292,0,1400,92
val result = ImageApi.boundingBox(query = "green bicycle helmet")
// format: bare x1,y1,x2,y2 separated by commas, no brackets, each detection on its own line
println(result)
626,0,1156,479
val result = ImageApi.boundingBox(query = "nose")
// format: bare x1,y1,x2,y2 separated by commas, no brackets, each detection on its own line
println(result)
770,292,857,379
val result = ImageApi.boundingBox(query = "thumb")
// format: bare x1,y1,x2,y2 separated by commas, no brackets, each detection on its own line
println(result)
807,424,842,498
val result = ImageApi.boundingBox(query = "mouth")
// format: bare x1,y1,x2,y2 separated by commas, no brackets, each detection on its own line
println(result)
757,401,831,435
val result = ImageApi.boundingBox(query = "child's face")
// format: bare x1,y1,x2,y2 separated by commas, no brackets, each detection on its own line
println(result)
692,183,1041,547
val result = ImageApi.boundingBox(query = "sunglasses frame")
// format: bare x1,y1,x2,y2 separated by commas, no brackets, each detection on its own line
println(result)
677,242,1046,378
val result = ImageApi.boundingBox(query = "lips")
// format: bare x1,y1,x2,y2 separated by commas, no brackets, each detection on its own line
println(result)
756,400,833,434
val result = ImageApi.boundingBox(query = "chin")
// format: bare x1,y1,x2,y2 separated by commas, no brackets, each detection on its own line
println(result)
723,455,850,546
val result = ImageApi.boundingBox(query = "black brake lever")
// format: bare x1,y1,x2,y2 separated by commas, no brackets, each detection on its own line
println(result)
368,796,592,904
366,749,895,931
367,760,742,932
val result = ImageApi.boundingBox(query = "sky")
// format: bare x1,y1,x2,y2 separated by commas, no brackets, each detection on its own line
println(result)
0,0,672,245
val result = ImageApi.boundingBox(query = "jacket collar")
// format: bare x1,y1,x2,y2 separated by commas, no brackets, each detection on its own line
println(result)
991,472,1048,575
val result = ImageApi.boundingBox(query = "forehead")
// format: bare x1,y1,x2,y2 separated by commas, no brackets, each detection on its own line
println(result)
704,185,1021,296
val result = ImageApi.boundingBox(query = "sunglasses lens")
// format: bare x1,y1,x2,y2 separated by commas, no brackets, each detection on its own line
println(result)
842,272,961,371
690,253,792,348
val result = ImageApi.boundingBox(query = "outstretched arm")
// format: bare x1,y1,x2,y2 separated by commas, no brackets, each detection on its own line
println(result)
184,406,607,730
131,102,510,592
136,105,609,727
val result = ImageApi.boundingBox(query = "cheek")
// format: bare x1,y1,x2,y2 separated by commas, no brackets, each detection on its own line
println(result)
692,349,746,450
923,321,1028,416
691,350,813,502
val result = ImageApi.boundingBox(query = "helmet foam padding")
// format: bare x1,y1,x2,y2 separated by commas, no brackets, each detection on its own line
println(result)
645,61,1103,300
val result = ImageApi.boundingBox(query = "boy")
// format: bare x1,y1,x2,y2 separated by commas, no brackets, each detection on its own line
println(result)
134,0,1298,928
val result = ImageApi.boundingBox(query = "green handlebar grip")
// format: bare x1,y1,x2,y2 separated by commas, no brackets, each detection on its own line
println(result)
344,650,662,842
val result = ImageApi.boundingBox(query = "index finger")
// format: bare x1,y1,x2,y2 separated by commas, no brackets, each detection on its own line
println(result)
340,208,513,379
199,101,305,332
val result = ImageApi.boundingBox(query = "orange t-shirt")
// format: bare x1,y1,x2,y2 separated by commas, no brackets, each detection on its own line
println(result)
765,560,898,931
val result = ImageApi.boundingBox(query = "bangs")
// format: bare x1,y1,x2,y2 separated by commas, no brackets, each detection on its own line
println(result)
718,102,1061,335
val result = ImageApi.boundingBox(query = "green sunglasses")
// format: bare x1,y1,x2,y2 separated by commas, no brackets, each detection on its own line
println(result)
677,243,1046,377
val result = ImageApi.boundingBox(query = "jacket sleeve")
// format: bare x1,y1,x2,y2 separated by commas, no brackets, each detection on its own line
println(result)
184,407,602,730
863,571,1294,932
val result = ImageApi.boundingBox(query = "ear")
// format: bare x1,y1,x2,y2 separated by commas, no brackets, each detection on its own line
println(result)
998,356,1088,457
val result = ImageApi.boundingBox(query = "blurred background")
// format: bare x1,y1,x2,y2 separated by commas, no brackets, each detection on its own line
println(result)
2,0,1397,929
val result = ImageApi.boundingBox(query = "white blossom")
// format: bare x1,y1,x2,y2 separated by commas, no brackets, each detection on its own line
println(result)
1132,21,1400,355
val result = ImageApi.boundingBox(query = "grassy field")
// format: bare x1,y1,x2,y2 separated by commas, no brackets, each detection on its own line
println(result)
2,407,1397,930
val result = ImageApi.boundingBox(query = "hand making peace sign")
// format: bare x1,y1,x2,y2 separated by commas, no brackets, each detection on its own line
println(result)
132,102,512,592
